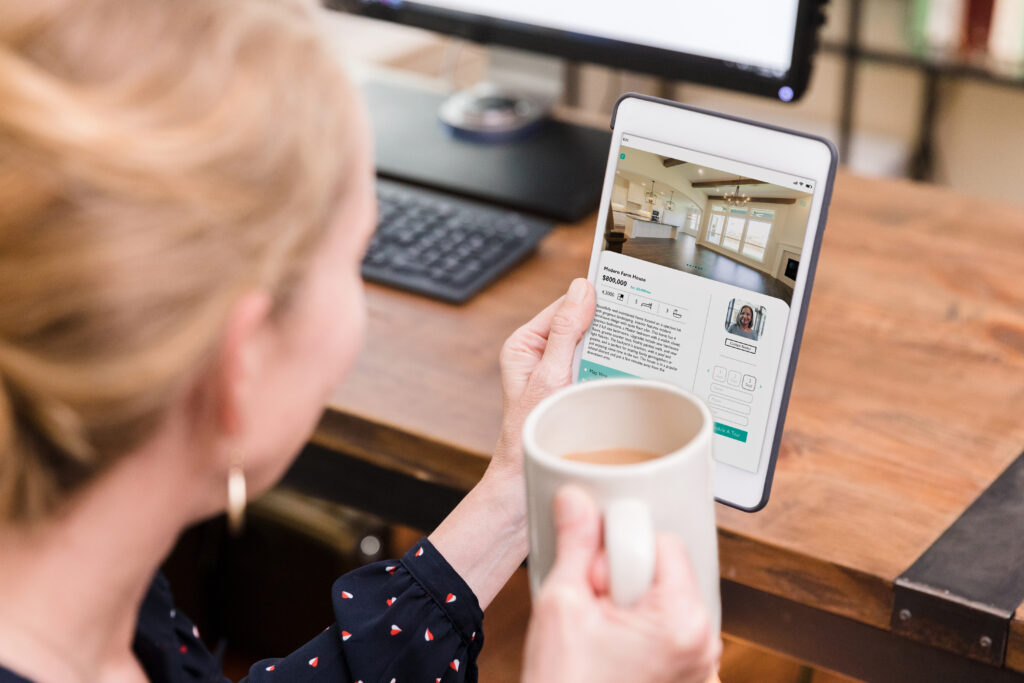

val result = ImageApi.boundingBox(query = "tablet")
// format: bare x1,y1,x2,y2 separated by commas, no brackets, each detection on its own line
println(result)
572,94,837,511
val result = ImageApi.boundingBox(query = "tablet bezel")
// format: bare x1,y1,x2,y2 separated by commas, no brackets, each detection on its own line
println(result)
571,93,838,511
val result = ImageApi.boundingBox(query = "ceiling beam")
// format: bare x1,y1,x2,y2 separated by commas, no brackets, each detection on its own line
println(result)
693,177,767,188
662,157,686,168
707,196,796,204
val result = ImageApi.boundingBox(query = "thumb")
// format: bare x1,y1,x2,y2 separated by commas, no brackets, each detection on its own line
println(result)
546,485,601,586
533,279,594,383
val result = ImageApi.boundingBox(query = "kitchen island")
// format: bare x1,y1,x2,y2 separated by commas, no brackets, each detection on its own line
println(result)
625,216,679,239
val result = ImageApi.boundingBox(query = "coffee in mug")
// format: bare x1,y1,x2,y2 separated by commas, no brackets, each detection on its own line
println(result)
522,378,719,635
562,447,663,466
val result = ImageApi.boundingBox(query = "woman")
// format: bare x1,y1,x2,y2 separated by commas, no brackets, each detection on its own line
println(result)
0,1,719,681
727,305,758,341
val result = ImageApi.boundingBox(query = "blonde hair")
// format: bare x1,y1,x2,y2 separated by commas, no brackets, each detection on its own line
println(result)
0,0,357,522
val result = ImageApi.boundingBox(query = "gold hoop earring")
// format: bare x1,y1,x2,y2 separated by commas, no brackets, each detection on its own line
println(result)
227,451,247,535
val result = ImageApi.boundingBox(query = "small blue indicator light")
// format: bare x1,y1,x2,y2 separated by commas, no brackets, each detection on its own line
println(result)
778,86,794,102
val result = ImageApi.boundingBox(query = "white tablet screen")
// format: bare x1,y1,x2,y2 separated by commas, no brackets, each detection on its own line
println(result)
578,132,818,474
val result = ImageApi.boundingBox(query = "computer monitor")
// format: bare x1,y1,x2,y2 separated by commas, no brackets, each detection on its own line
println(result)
330,0,827,221
338,0,826,101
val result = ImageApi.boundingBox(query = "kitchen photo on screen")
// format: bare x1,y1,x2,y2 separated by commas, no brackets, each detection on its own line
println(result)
603,146,813,306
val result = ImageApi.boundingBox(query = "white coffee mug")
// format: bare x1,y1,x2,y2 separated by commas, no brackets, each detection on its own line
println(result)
522,378,720,634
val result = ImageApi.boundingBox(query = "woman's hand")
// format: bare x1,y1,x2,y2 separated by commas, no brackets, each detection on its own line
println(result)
521,486,721,683
490,278,595,478
428,280,594,610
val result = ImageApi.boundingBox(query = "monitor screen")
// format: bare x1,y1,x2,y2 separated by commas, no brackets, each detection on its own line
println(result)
334,0,824,100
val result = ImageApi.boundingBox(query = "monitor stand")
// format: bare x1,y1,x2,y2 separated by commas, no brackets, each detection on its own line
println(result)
362,78,611,223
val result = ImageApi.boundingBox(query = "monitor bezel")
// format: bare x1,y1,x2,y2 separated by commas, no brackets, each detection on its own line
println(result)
329,0,825,101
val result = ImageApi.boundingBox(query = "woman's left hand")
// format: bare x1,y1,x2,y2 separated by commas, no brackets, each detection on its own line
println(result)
428,278,595,610
490,278,595,478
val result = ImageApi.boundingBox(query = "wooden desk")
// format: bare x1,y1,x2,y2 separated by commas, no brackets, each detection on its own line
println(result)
288,172,1024,681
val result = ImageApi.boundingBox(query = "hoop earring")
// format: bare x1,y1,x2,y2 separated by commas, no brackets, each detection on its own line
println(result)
227,451,247,535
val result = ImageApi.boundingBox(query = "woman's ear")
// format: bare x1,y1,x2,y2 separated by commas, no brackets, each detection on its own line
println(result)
208,292,274,437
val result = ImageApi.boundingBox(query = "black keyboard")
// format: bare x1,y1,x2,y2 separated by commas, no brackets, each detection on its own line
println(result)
362,179,553,303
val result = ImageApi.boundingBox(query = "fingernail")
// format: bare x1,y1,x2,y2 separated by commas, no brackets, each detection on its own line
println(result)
567,279,587,303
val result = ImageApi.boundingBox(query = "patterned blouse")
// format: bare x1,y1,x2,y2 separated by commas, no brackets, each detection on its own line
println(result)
0,539,485,682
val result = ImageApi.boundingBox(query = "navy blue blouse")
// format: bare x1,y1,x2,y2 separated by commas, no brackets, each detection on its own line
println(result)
0,538,484,683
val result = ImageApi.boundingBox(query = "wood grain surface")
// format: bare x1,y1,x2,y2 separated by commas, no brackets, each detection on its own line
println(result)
320,171,1024,667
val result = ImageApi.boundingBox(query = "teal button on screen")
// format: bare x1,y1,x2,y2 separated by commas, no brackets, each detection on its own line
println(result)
578,360,637,382
714,422,748,442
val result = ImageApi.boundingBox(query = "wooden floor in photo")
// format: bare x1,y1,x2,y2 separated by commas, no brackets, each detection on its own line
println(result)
619,234,795,302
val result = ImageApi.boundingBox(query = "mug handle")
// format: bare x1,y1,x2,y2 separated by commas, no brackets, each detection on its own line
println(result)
604,498,656,607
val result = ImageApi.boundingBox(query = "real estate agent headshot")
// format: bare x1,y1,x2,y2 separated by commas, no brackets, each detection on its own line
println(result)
727,304,760,341
0,0,720,682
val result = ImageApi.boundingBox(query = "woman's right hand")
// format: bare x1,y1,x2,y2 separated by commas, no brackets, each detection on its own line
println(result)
521,486,721,683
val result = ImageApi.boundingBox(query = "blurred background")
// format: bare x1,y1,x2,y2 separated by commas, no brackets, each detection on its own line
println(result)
323,0,1024,206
